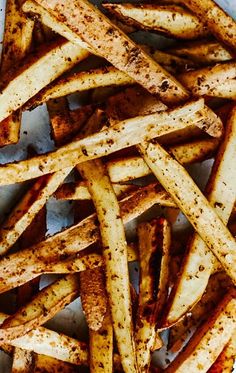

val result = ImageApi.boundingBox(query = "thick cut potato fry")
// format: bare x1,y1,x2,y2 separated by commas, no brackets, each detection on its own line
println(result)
165,290,236,372
168,271,233,352
78,159,137,373
33,355,76,373
167,40,233,65
136,218,171,372
207,330,236,373
103,3,209,40
28,0,189,103
0,100,222,186
206,79,236,99
11,347,34,373
164,107,236,325
0,274,79,341
183,0,236,51
0,0,34,146
138,141,236,284
0,38,89,122
178,61,236,96
89,311,113,373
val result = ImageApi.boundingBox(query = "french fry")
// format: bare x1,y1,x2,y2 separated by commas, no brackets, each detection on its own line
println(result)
207,330,236,373
205,79,236,99
24,0,189,104
136,218,171,371
11,348,34,373
0,38,90,122
33,355,76,373
0,99,222,186
183,0,236,51
168,271,233,352
165,290,236,372
178,61,236,96
163,107,236,325
138,141,236,284
0,274,80,341
167,40,233,65
78,159,137,373
0,0,34,146
103,3,209,40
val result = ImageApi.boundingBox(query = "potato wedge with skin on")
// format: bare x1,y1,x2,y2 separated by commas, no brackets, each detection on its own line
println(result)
27,0,189,104
0,38,89,123
0,0,34,146
136,218,171,372
207,330,236,373
183,0,236,51
103,3,209,40
0,99,222,186
0,274,80,341
163,106,236,326
165,290,236,373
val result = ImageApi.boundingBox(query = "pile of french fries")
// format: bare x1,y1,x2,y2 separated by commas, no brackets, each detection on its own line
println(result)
0,0,235,371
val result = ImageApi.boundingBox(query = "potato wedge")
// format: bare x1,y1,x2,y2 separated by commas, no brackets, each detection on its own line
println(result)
27,0,189,104
138,141,236,284
183,0,236,51
136,218,171,371
0,99,222,186
0,0,34,146
163,106,236,325
165,290,236,372
167,40,233,65
0,38,89,122
0,274,79,341
103,3,209,40
206,79,236,99
33,355,76,373
207,330,236,373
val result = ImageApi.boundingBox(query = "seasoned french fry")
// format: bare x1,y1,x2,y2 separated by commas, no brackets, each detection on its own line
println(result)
0,274,79,341
167,40,233,65
25,0,189,104
206,79,236,99
183,0,236,51
0,38,89,122
207,330,236,373
178,61,236,96
168,271,233,352
0,100,222,186
11,348,34,373
33,355,76,373
163,107,236,325
0,0,34,146
165,290,236,372
103,3,209,40
136,218,171,371
138,141,236,284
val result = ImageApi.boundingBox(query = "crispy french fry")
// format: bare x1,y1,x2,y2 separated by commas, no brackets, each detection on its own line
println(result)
25,0,189,104
167,40,233,65
207,330,236,373
206,79,236,99
168,271,233,352
0,38,89,122
138,141,236,284
78,159,137,373
33,355,76,373
178,61,236,96
89,310,113,373
136,218,171,371
163,107,236,325
183,0,236,51
165,290,236,372
0,99,222,186
0,274,79,341
103,3,209,40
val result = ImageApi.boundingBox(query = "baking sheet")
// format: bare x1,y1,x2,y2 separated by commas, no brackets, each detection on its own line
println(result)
0,0,235,371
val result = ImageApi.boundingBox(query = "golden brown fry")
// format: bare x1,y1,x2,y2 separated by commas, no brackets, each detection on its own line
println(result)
0,0,34,146
136,218,171,372
0,99,222,186
11,348,34,373
207,330,236,373
27,0,189,104
164,107,236,325
0,38,89,122
167,40,233,65
33,355,76,373
138,141,236,284
0,274,80,341
165,290,236,372
103,3,209,40
206,79,236,99
183,0,236,51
